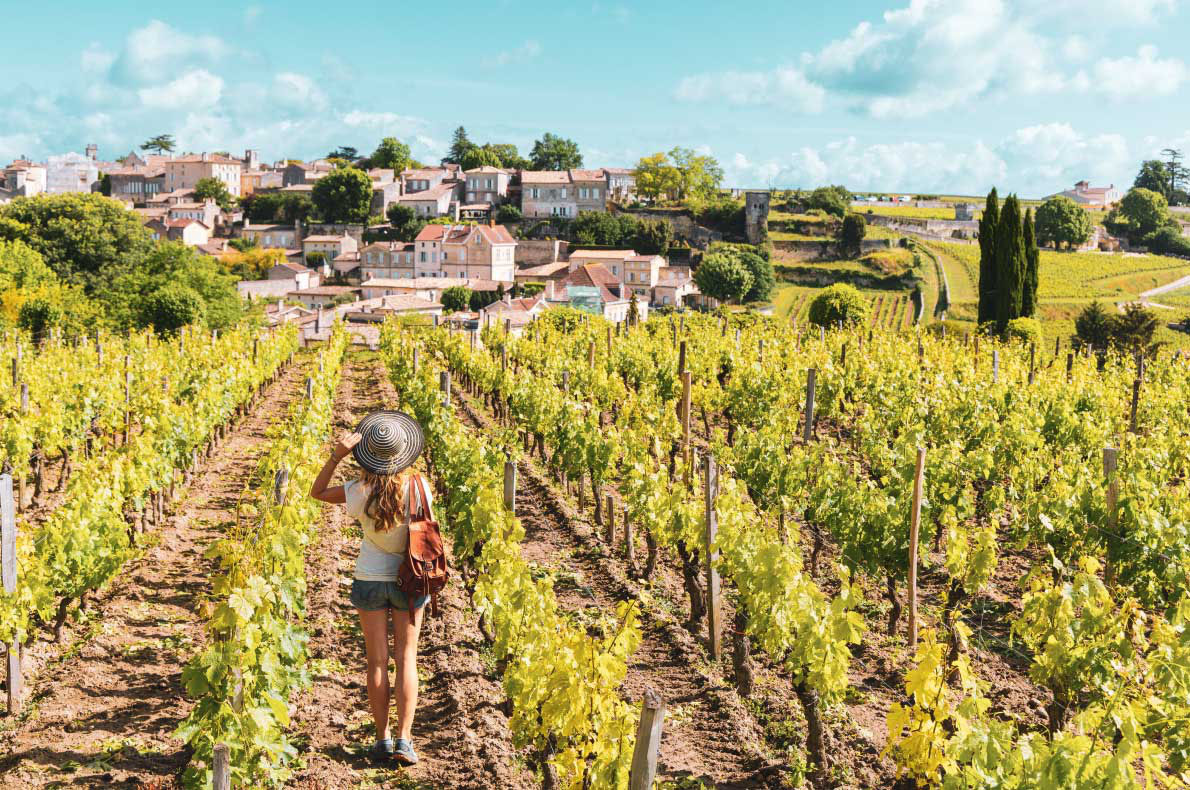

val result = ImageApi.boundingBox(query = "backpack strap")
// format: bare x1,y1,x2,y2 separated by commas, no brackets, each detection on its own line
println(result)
411,474,435,522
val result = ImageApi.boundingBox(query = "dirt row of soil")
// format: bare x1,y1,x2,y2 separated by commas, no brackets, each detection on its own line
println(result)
0,357,308,789
290,352,535,790
453,382,799,788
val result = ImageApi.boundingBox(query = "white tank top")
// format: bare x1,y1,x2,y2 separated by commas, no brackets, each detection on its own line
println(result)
344,474,433,581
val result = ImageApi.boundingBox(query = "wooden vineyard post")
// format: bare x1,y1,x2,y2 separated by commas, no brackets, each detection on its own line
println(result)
677,340,687,377
503,461,516,514
605,493,615,543
1103,447,1119,586
907,447,926,652
212,743,231,790
2,474,21,714
588,341,595,369
1066,352,1074,382
17,384,28,511
1129,378,1142,434
274,466,289,508
703,455,722,659
124,355,132,445
305,376,314,400
412,347,419,374
1054,336,1060,358
758,339,764,363
440,371,451,407
681,371,692,483
623,504,634,570
501,345,508,373
628,689,665,790
1028,344,1036,385
802,368,817,442
606,325,613,356
992,349,999,384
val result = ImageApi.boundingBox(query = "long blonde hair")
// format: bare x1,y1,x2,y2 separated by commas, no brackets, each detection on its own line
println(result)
360,469,415,532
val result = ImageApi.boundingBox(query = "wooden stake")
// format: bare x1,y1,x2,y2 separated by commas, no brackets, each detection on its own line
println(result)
623,504,634,568
628,689,665,790
412,347,419,374
440,371,451,406
1066,352,1074,381
907,446,926,652
802,368,817,442
1028,344,1036,385
677,340,687,376
213,743,231,790
274,466,289,506
503,461,516,514
704,455,722,659
1,474,20,714
1129,378,1141,434
992,349,999,384
681,371,692,476
605,494,615,543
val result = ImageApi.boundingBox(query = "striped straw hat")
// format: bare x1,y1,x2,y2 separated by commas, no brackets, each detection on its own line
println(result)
351,410,425,475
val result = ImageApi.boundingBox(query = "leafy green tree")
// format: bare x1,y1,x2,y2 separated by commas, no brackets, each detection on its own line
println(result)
1134,160,1172,200
529,133,583,170
141,283,203,335
1119,187,1170,237
808,283,869,328
140,134,176,155
1022,208,1040,317
103,243,241,331
804,185,850,218
635,152,680,201
441,285,471,313
628,292,640,324
1162,148,1187,199
228,237,259,253
633,218,673,256
326,146,359,161
0,239,56,290
487,143,530,171
668,147,723,202
242,192,313,224
461,146,503,170
738,248,774,302
838,214,866,256
443,127,476,165
194,176,234,210
369,137,411,172
311,167,374,224
386,203,426,242
994,195,1026,332
16,297,63,341
496,204,523,224
1110,302,1162,357
1005,316,1042,346
1074,301,1113,351
1034,195,1093,250
977,188,1000,325
0,193,154,291
694,251,752,303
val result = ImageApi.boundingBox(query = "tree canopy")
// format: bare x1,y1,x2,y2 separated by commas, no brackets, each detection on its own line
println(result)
386,203,427,242
838,214,866,256
242,191,313,224
808,283,869,328
311,166,374,224
441,285,471,312
1119,187,1169,237
460,146,502,170
141,134,176,154
1034,195,1093,249
443,127,475,165
634,148,723,203
194,177,234,210
976,189,1038,333
530,133,583,170
369,137,412,172
0,193,155,291
704,242,773,302
694,252,752,303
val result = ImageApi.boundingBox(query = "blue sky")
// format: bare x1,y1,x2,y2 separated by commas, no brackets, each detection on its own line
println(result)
2,0,1188,197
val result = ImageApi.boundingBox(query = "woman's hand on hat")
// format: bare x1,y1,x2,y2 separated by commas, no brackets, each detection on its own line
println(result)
332,432,362,462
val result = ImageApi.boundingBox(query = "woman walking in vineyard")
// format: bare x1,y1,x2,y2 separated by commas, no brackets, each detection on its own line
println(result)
310,410,435,766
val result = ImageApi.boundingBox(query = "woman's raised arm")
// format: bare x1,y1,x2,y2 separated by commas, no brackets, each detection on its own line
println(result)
310,431,361,503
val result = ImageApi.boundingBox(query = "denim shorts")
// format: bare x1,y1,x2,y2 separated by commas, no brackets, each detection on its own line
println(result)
349,579,429,612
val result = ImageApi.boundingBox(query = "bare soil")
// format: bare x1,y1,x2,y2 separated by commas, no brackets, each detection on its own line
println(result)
0,358,307,789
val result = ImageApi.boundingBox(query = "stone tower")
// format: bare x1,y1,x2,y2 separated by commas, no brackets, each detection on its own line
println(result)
744,190,770,245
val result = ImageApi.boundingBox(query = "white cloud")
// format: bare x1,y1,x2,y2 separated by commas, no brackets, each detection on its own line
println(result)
81,44,115,74
674,66,825,113
1092,45,1188,99
724,123,1131,196
137,69,223,110
1036,0,1177,24
111,21,228,84
487,40,542,67
273,72,328,111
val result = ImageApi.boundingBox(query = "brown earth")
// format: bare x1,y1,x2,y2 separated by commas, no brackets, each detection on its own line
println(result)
0,357,307,789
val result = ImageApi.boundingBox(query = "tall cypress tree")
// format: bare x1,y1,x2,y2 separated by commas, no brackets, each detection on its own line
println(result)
994,195,1025,331
977,188,1000,325
1021,208,1039,317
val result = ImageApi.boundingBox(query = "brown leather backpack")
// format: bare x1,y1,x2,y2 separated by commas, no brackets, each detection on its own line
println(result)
398,474,448,616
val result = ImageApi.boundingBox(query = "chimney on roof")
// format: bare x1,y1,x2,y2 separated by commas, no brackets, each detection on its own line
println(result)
85,144,97,161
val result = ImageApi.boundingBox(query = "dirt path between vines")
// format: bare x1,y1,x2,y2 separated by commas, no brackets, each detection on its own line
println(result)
0,358,307,789
290,352,534,790
453,386,785,788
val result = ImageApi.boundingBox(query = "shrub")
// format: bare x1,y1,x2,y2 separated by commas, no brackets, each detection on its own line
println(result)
808,284,869,328
141,283,203,335
17,296,63,341
496,204,522,224
1004,316,1042,346
925,319,970,338
441,285,470,313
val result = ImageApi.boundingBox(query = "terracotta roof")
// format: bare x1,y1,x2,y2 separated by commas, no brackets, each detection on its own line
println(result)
569,249,636,260
521,170,570,184
561,263,624,303
165,218,210,229
168,154,242,164
475,224,516,245
288,286,361,297
398,183,454,202
627,255,661,262
517,261,569,277
569,169,606,181
244,223,296,232
486,296,544,313
303,235,350,243
369,294,444,312
333,251,360,261
602,167,634,175
401,168,449,179
415,225,448,242
361,241,415,252
273,261,311,273
362,276,472,289
464,166,506,174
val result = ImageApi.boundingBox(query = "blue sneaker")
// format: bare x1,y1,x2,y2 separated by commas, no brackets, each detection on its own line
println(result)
394,738,418,766
369,738,394,762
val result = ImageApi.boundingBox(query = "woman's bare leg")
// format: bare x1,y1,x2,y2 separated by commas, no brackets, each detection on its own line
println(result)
358,608,392,741
392,604,425,740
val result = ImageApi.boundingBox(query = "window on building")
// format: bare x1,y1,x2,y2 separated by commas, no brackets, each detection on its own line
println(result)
420,252,426,263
